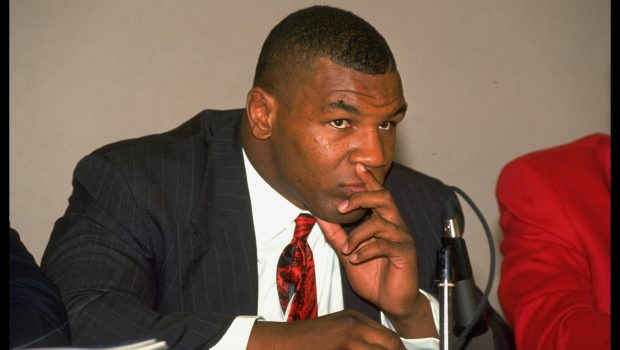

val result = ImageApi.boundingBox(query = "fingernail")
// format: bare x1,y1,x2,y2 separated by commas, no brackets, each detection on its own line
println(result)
338,200,348,212
342,242,349,254
349,253,358,263
356,163,367,172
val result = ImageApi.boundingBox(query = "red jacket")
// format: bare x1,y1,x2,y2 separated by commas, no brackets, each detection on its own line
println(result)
496,133,610,349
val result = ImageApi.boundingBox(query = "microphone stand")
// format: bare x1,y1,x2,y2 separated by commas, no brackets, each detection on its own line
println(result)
437,187,492,350
436,243,454,350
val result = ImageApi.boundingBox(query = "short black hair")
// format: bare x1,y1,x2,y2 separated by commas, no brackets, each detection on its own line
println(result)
253,5,397,94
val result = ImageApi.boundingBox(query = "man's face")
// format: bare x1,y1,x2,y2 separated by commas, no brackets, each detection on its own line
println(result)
268,58,407,224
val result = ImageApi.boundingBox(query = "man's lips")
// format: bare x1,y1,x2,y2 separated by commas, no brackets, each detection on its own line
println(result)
340,184,367,195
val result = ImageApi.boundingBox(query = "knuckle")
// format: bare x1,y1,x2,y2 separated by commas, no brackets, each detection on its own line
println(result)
387,333,403,349
379,188,392,200
340,313,362,329
374,239,388,250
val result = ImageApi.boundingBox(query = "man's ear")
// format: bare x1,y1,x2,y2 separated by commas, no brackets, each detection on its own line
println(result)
246,87,276,140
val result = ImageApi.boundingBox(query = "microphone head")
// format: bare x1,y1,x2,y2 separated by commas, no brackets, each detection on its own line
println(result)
443,187,465,237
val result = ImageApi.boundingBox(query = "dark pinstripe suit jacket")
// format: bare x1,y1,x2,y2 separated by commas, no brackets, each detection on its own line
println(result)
41,109,513,349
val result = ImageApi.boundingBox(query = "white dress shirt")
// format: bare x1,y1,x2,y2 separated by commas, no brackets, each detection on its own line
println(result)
211,150,440,349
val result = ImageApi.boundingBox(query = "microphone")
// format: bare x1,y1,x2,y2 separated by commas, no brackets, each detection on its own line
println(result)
442,190,488,338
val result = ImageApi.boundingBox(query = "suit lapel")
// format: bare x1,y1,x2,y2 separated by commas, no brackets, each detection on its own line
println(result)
190,109,259,314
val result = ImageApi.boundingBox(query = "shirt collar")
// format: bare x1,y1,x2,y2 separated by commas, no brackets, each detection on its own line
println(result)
242,148,308,245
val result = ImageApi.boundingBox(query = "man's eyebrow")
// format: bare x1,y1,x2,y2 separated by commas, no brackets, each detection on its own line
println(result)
326,100,408,117
327,100,361,115
392,103,408,117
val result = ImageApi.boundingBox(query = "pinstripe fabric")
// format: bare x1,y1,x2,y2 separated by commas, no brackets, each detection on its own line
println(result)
41,108,513,349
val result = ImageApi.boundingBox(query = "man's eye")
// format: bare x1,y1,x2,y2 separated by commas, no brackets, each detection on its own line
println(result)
379,121,394,130
330,119,350,129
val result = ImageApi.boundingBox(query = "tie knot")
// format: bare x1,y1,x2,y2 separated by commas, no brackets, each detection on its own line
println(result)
293,213,316,240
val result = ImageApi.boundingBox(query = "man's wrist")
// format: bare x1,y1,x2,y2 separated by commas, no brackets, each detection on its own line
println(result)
385,290,439,339
210,315,263,350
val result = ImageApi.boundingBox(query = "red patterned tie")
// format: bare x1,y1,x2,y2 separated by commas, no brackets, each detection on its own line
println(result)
276,213,318,321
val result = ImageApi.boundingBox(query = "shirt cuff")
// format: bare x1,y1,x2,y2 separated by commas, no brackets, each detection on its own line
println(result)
209,315,263,350
380,289,440,350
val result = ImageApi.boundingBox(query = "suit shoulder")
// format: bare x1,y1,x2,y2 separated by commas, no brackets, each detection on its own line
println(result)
85,109,243,162
498,133,610,190
501,133,609,172
70,108,244,197
386,162,449,195
385,162,450,228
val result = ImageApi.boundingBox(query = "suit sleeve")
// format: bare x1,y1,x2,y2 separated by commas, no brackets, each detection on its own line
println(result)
41,152,233,349
496,159,610,350
10,227,72,348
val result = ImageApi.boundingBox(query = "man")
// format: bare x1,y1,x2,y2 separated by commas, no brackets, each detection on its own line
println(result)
496,133,610,349
42,5,513,349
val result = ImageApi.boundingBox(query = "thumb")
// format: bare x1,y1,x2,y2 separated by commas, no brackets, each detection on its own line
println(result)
316,218,349,255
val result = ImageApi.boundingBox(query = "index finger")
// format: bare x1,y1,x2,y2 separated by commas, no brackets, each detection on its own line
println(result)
346,163,404,225
356,163,383,191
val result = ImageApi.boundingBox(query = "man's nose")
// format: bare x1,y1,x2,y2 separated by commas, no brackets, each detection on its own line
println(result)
349,130,388,168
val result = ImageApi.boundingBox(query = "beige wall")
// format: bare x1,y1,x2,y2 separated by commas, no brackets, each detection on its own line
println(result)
9,0,610,321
